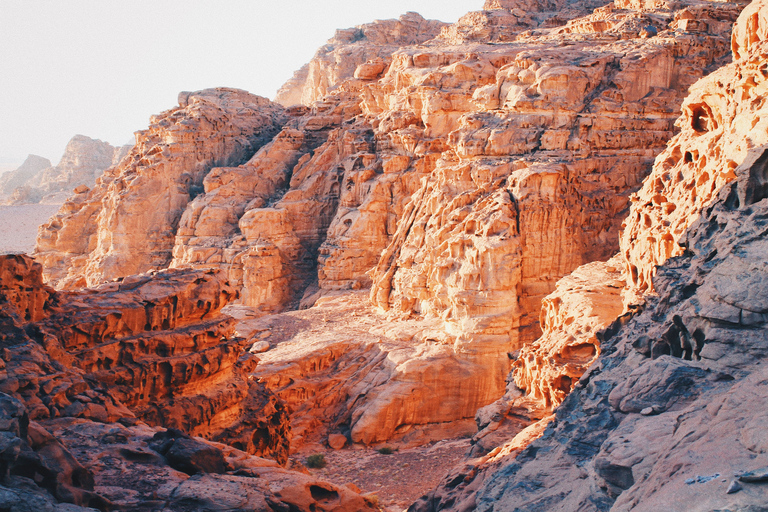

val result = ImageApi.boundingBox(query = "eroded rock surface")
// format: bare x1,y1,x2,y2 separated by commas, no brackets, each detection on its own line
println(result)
414,2,768,509
30,0,750,457
164,0,745,445
464,145,768,512
0,254,379,511
0,255,290,462
274,12,447,106
0,394,377,512
621,0,768,299
35,88,286,289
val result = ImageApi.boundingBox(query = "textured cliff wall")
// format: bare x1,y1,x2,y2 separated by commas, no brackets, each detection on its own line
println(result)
414,1,768,509
621,0,768,300
35,88,286,289
0,255,379,511
274,12,448,106
33,0,747,447
0,254,292,461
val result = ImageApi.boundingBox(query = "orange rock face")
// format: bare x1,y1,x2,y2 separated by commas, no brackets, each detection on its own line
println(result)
35,88,286,289
621,0,768,298
32,0,746,444
0,255,290,463
274,12,447,106
512,257,625,408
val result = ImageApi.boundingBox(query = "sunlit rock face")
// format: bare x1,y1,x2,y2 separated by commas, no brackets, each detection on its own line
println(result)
512,257,625,409
0,254,291,463
621,0,768,300
274,12,448,107
35,88,286,289
32,0,745,445
413,2,768,510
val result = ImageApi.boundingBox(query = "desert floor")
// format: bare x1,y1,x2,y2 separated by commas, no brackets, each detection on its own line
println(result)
0,203,60,254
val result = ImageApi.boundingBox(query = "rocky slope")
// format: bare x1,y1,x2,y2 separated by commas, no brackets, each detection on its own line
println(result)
0,136,127,206
36,89,286,289
412,0,768,509
32,0,748,451
0,254,376,511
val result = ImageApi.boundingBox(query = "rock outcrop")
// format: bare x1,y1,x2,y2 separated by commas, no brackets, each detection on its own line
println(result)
0,393,378,512
621,0,768,300
424,142,768,512
274,12,448,106
413,1,768,509
1,136,127,206
33,0,747,448
35,88,286,289
0,254,290,463
0,254,378,511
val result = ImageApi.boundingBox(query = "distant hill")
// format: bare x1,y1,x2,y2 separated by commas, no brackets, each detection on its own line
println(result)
0,135,131,205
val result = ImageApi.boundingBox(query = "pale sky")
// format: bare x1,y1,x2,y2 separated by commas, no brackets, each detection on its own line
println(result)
0,0,474,167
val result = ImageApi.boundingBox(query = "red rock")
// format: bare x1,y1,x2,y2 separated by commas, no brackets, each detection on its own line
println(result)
328,433,348,450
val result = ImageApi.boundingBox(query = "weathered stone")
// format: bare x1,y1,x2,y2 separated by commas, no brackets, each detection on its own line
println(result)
328,434,348,450
35,89,286,289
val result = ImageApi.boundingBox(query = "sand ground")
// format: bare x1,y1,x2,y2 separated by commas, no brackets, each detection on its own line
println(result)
0,203,60,254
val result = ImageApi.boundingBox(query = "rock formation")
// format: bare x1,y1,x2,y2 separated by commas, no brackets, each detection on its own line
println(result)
621,0,768,300
0,136,127,206
0,254,377,510
418,143,768,512
6,0,768,507
412,1,768,509
33,0,748,449
0,154,51,200
274,12,448,106
36,88,286,289
0,254,289,461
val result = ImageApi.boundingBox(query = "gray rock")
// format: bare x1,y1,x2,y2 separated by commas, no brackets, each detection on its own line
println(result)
739,467,768,483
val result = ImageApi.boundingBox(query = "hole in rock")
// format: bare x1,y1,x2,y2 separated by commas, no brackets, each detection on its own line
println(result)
309,485,339,503
690,103,718,133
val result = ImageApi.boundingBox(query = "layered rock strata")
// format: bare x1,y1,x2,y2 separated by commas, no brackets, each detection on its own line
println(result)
35,0,745,445
274,12,448,106
0,254,289,464
35,88,286,289
0,392,378,511
0,258,376,511
419,143,768,512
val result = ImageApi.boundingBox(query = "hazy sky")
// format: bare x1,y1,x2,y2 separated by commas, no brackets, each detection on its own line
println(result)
0,1,473,167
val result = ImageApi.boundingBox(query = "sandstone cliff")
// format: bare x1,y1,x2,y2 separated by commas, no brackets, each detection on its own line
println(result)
1,135,126,206
34,0,747,449
413,1,768,509
36,88,286,288
274,12,448,106
0,254,377,511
